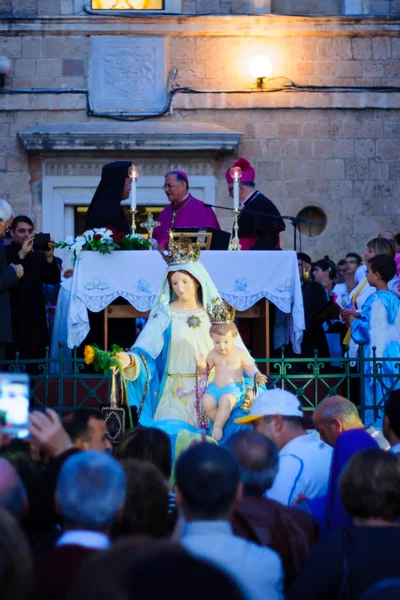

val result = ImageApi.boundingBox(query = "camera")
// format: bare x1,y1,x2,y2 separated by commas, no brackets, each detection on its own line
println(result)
0,372,30,439
33,232,51,252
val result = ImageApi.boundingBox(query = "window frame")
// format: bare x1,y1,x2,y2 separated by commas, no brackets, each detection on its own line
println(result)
90,0,182,13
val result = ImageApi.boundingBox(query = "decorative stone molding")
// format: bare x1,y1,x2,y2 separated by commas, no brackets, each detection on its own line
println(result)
43,159,216,177
18,122,242,153
2,16,400,36
89,36,168,114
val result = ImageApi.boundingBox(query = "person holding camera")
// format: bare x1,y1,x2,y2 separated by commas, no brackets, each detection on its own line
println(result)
5,216,60,366
0,200,24,363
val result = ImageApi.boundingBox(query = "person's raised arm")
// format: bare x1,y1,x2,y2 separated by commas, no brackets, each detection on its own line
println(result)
194,351,214,376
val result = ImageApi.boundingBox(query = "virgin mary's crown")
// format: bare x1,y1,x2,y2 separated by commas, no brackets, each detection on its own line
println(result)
207,298,236,324
160,234,201,266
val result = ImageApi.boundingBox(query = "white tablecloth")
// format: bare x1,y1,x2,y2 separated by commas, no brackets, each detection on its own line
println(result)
61,250,304,352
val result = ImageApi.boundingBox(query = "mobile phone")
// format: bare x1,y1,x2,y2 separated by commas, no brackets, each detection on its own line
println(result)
0,372,30,439
33,233,51,252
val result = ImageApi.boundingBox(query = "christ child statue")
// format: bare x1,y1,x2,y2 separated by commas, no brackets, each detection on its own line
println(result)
195,301,267,441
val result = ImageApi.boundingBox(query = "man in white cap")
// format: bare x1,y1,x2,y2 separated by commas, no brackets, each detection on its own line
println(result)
235,389,332,506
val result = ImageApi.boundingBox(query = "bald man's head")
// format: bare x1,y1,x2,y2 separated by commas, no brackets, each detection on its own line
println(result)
0,458,28,519
379,231,396,241
313,395,363,447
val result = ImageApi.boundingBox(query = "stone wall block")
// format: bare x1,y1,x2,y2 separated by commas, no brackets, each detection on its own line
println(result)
354,180,374,198
374,180,397,199
43,37,64,58
330,38,352,60
377,140,400,161
298,140,313,158
14,58,36,78
334,140,354,158
282,159,306,181
63,37,89,59
346,159,369,180
0,37,21,58
277,122,301,139
267,139,298,158
172,37,196,60
353,215,374,234
368,0,390,15
312,139,333,158
22,37,42,58
37,0,61,15
389,164,400,179
362,60,385,78
355,139,375,158
385,62,400,78
383,122,400,138
0,0,11,12
370,160,389,180
352,38,372,60
36,58,62,77
390,1,400,15
343,121,361,139
325,158,345,179
372,38,391,59
384,198,400,214
301,159,325,179
361,121,382,139
12,0,37,14
62,59,85,77
255,160,282,179
392,39,400,59
254,122,279,139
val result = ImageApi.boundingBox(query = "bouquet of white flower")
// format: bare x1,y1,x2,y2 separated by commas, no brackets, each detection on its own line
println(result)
55,227,151,262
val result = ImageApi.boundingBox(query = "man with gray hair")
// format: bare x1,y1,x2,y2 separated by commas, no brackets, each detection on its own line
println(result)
313,395,388,449
33,451,126,600
226,430,318,591
0,457,28,520
0,199,23,362
153,169,220,247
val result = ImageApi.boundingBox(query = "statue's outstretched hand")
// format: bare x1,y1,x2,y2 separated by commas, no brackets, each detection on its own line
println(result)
115,351,135,373
194,354,207,373
255,372,268,385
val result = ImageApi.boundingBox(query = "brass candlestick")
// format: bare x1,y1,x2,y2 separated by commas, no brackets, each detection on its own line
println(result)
228,208,241,251
130,208,137,235
140,212,160,244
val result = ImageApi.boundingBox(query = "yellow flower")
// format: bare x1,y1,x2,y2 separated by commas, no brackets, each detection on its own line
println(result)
84,345,96,365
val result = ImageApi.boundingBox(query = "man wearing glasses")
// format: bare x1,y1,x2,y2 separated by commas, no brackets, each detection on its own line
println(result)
5,216,60,367
153,170,220,248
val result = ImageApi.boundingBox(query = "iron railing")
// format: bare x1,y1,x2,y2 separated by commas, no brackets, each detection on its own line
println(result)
2,343,400,424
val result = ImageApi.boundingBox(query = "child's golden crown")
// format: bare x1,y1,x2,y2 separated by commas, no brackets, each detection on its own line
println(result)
160,233,201,266
207,298,236,324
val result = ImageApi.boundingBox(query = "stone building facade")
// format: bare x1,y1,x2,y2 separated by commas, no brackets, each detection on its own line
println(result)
0,0,399,260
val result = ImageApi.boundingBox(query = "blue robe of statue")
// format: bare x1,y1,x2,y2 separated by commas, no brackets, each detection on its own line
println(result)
351,290,400,426
124,261,255,451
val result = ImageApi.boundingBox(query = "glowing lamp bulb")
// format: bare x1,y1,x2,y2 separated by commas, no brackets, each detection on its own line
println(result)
128,165,139,180
249,56,273,80
230,166,242,182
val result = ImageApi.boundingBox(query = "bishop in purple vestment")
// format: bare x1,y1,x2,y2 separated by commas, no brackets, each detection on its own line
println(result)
153,170,220,247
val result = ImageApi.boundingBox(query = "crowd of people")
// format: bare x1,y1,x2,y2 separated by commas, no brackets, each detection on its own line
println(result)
1,388,400,599
296,231,400,426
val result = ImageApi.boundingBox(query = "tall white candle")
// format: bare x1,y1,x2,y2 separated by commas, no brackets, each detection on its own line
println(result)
233,177,239,210
129,178,136,210
128,165,139,210
230,166,242,211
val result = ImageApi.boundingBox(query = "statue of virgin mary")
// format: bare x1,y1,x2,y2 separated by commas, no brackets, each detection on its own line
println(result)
116,237,255,441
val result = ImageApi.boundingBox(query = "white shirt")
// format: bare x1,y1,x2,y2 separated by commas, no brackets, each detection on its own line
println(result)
182,521,283,600
266,431,332,506
56,530,110,550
